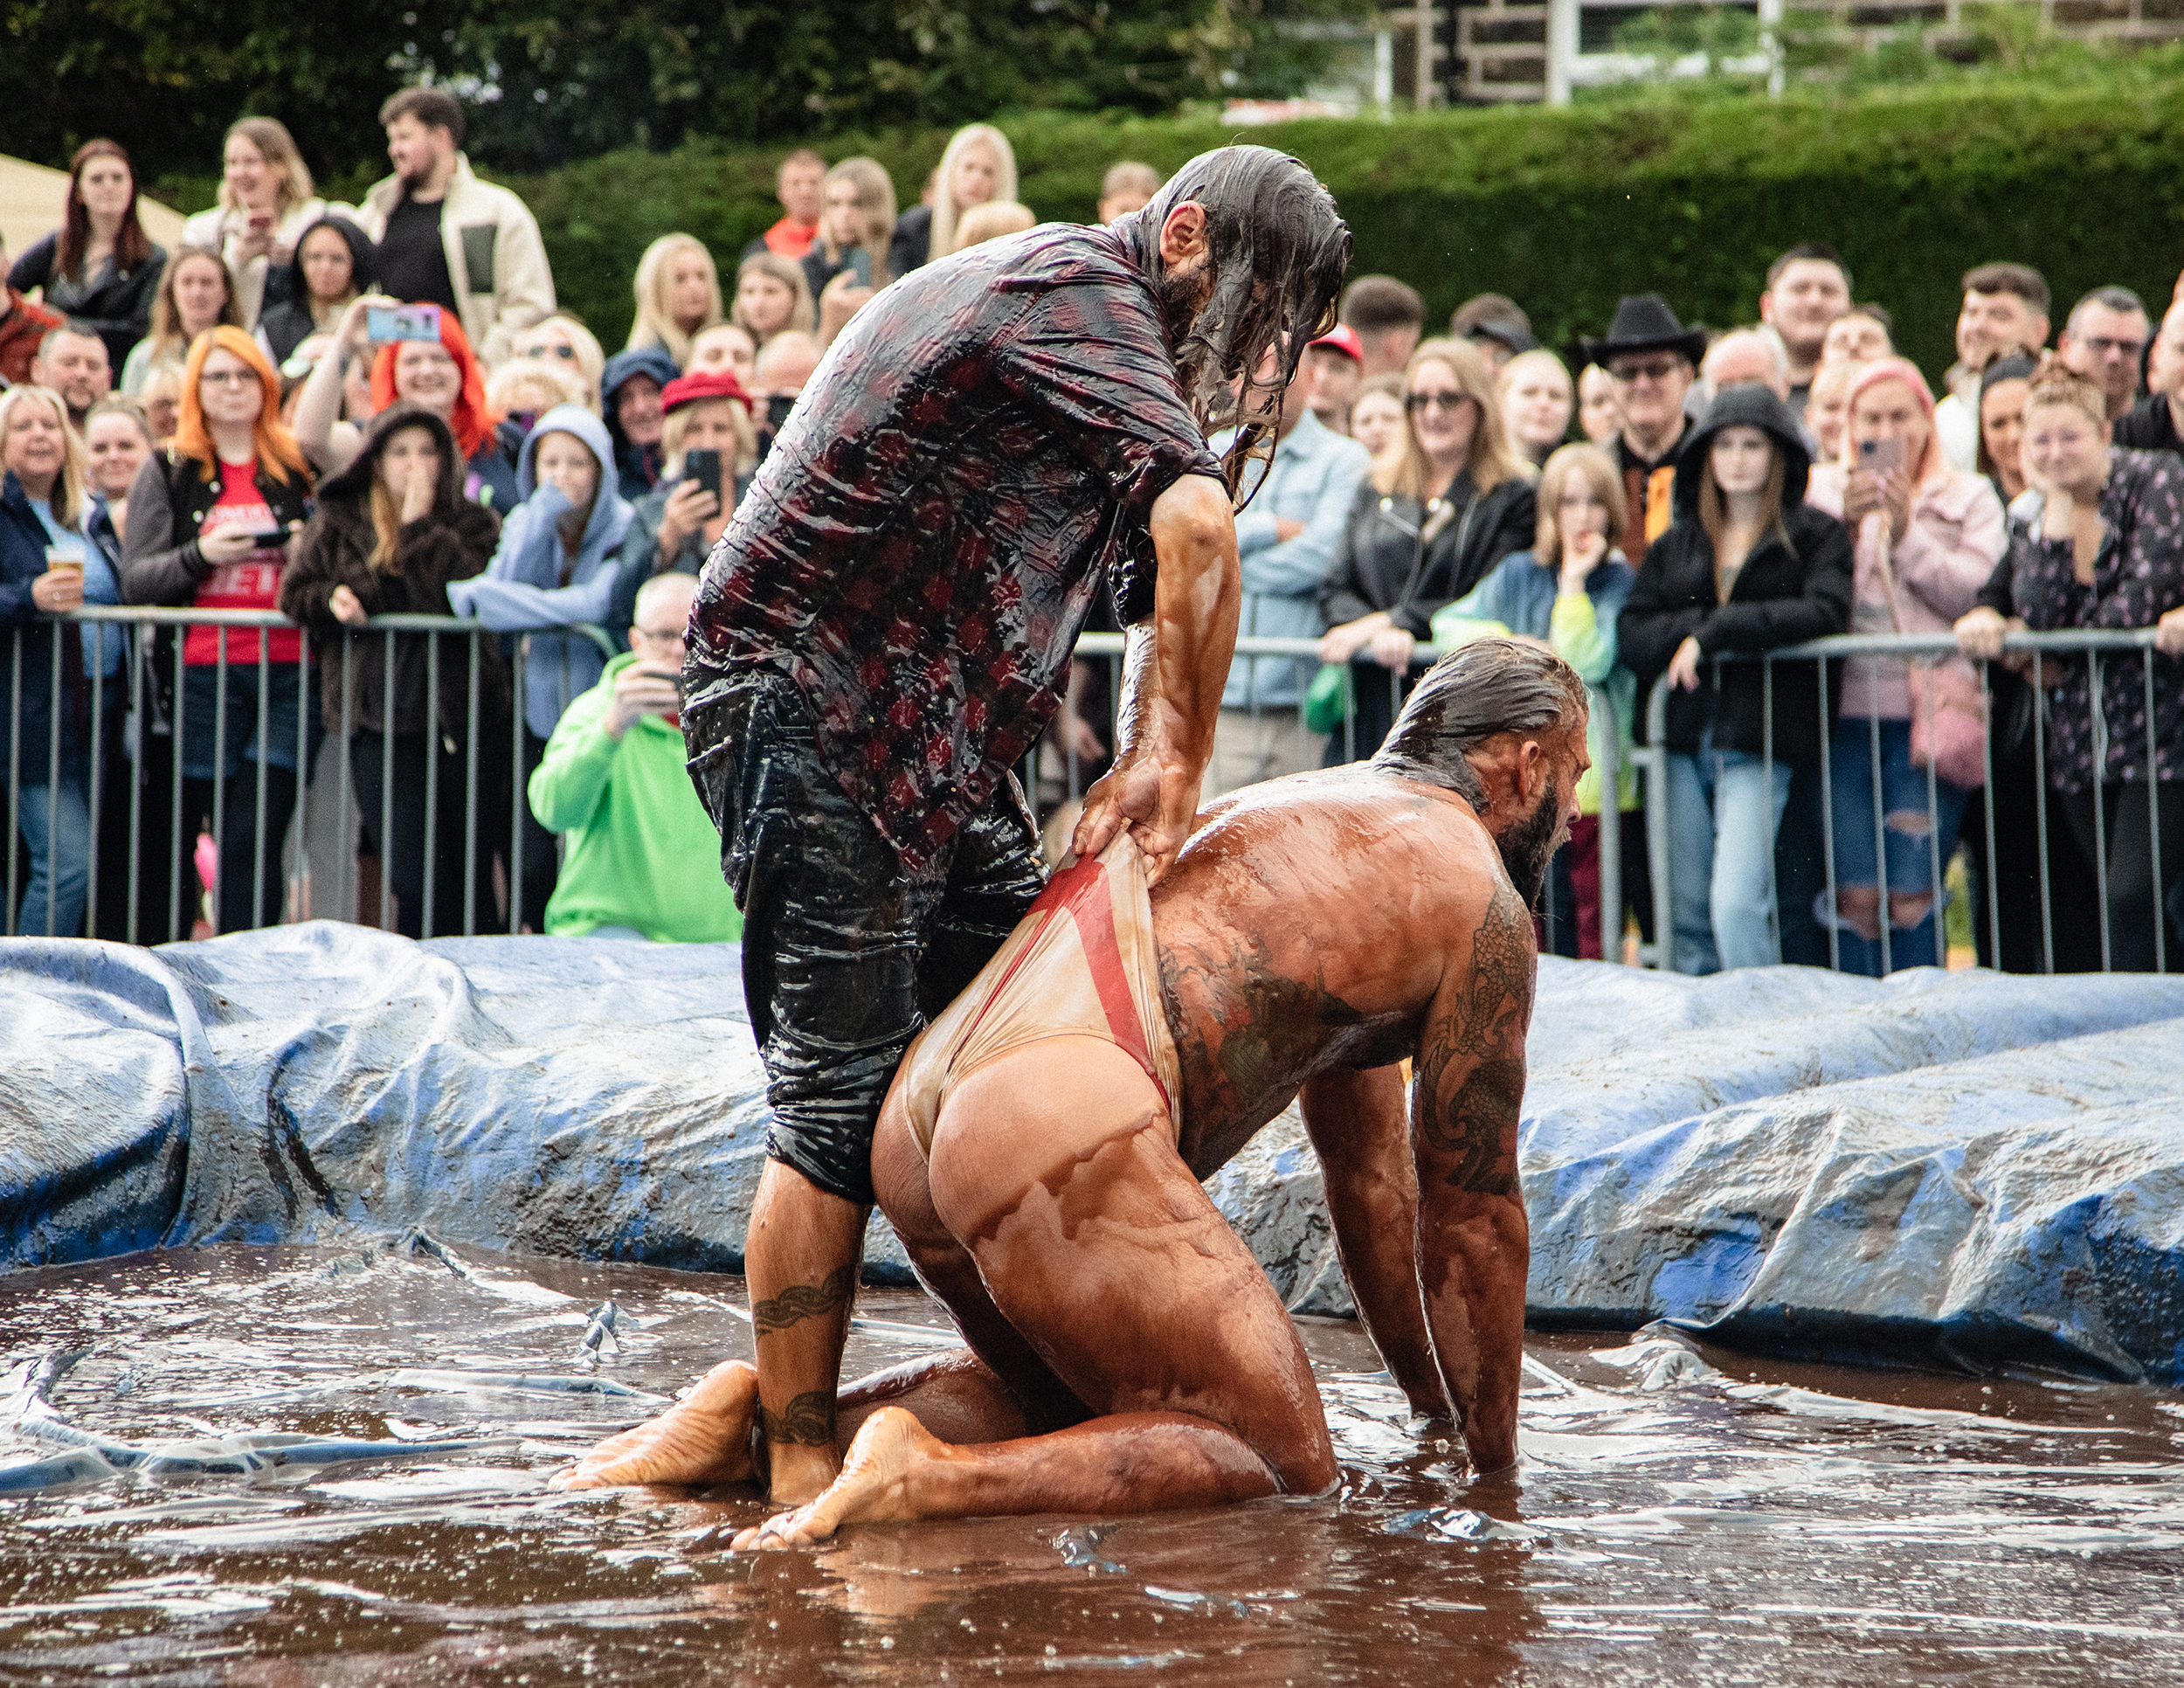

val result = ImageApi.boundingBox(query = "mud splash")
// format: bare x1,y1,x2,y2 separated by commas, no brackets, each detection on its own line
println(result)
1,1242,2179,1685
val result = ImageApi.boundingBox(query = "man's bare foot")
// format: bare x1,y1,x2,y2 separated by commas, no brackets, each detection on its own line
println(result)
548,1359,760,1491
730,1407,950,1549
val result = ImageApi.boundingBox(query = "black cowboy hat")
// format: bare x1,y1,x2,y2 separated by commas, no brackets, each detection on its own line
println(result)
1579,293,1708,367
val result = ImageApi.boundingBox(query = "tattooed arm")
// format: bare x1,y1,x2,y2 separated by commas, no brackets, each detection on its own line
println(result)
1300,1064,1451,1423
1409,876,1535,1476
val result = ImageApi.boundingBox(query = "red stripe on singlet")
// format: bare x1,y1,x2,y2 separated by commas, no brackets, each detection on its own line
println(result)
955,854,1168,1111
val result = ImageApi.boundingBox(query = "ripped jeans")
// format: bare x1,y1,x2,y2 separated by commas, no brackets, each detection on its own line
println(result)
1824,717,1969,975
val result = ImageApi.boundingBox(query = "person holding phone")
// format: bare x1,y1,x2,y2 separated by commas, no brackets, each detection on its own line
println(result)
119,328,317,938
293,294,523,509
609,371,757,640
803,159,895,349
1804,357,2003,974
179,119,328,330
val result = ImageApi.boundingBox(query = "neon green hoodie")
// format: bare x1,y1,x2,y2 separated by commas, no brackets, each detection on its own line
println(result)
527,652,743,943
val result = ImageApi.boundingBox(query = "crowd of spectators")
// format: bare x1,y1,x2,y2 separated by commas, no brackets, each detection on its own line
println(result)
2,94,2181,977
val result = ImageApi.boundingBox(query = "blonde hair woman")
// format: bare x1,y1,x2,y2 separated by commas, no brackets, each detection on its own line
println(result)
512,315,606,414
1434,442,1640,957
1315,337,1541,762
805,158,896,298
180,117,329,329
626,234,723,368
893,123,1017,271
2,383,116,936
731,251,816,343
121,246,243,397
952,201,1035,252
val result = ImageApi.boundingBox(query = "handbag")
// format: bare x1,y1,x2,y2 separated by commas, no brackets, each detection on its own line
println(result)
1875,543,1987,790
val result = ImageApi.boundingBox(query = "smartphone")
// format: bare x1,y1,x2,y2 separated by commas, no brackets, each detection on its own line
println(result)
1858,437,1905,475
247,528,294,546
366,303,443,344
847,247,873,287
684,447,722,504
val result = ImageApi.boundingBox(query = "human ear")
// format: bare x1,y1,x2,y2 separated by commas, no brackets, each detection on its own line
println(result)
1158,204,1207,269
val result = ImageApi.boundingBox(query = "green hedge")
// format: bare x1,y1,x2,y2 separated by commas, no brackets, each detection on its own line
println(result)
507,82,2184,377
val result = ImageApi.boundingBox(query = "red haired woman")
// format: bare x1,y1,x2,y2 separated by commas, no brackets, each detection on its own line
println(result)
119,326,317,938
293,294,523,509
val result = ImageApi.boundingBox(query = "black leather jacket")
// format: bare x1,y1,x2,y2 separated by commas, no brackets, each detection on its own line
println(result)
1318,472,1537,637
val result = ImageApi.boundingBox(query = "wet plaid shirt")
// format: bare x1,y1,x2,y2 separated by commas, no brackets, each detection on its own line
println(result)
688,225,1220,873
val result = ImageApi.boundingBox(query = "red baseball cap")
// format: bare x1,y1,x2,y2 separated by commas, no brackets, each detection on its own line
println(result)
1308,324,1364,363
660,370,751,412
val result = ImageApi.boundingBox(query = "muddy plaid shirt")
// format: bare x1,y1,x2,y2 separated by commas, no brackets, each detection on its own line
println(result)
688,224,1220,872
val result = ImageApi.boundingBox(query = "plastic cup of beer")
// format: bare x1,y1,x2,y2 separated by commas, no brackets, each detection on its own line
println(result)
45,546,81,578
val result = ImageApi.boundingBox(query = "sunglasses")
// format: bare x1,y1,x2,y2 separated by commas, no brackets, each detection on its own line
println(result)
1405,391,1475,414
1609,358,1683,385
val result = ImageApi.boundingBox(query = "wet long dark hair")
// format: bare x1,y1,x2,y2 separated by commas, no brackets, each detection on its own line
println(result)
1373,638,1586,806
1116,144,1350,510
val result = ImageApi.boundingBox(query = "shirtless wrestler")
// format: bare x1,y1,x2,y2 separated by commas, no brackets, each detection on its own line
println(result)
552,638,1586,1545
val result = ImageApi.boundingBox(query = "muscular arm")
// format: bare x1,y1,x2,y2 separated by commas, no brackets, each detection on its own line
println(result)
1408,878,1534,1476
1070,473,1239,882
1298,1065,1450,1422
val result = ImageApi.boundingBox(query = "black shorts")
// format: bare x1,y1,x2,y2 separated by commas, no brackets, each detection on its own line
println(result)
684,667,1045,1205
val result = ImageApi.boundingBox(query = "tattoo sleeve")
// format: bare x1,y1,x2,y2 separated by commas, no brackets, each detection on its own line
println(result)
759,1391,836,1447
751,1264,855,1337
1413,879,1533,1195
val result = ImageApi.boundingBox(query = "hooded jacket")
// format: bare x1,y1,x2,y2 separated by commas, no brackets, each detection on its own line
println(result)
601,346,679,503
1620,384,1855,763
256,215,379,368
278,404,508,739
357,156,555,366
446,404,633,739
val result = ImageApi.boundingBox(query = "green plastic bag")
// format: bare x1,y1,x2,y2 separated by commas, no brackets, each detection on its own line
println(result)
1303,661,1352,734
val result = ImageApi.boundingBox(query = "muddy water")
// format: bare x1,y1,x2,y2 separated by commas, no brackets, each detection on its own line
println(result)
1,1244,2180,1685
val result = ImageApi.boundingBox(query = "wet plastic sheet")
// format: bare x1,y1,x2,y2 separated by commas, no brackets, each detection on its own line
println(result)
5,926,2184,1379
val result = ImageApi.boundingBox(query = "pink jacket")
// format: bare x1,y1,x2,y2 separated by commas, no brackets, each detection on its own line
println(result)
1805,465,2004,719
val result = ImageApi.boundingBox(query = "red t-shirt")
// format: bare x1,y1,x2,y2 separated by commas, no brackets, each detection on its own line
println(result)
762,217,819,260
186,459,301,666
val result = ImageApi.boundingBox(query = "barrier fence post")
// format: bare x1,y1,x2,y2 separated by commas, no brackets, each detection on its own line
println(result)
380,632,396,932
168,626,185,944
464,630,480,937
1645,675,1672,972
1594,684,1623,965
5,626,17,938
1817,658,1838,973
1869,663,1890,978
2090,650,2111,972
1761,656,1776,965
86,630,104,937
126,624,144,944
212,626,229,935
46,621,63,936
2031,649,2054,972
339,633,355,925
253,638,270,930
2147,651,2167,975
510,640,525,936
1979,658,2001,965
294,630,309,924
1922,658,1944,967
423,633,441,940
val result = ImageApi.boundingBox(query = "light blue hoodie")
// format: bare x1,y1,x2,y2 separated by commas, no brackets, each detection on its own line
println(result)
447,405,634,740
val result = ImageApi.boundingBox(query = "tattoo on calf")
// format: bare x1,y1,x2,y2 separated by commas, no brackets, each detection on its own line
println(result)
759,1390,836,1446
1416,880,1534,1196
751,1264,855,1336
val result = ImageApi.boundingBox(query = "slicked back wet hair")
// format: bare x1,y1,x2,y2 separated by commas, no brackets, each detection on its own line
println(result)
1116,144,1350,509
1372,638,1586,806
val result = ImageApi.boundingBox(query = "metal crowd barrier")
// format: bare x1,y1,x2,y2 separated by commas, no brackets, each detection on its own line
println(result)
3,609,614,941
1638,628,2172,976
11,614,2167,972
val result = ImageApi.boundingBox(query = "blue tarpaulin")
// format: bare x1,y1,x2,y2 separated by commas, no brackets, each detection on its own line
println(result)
5,924,2181,1380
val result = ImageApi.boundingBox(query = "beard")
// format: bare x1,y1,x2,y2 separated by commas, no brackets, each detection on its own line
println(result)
1496,772,1565,911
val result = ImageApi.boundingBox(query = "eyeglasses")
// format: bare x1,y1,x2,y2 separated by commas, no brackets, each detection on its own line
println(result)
1608,357,1683,386
1405,391,1474,414
199,369,259,388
